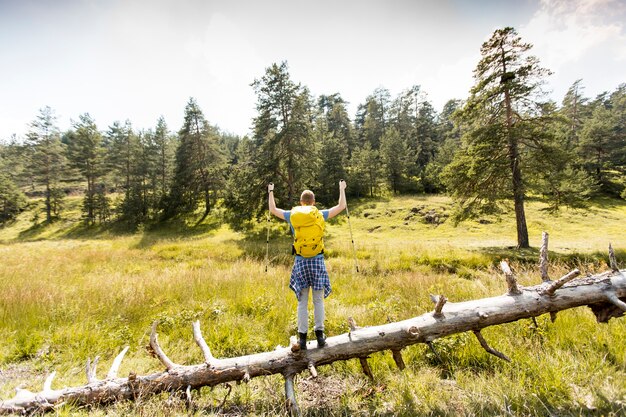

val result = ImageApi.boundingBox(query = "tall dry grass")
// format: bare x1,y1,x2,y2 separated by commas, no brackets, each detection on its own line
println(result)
1,195,626,415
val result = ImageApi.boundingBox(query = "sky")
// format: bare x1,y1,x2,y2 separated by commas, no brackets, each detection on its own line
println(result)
1,0,625,140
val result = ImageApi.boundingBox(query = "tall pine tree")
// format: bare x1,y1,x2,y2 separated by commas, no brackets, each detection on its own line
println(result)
250,61,316,206
25,106,67,222
66,113,106,224
151,117,176,213
169,98,226,219
380,127,412,194
443,27,552,248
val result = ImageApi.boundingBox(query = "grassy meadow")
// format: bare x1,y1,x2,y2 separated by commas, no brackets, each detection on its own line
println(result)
1,195,626,416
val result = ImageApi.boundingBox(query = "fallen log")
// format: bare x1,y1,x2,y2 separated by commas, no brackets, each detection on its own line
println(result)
2,267,625,415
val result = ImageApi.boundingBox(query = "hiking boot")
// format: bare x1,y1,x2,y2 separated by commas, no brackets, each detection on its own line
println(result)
315,330,326,348
298,332,308,350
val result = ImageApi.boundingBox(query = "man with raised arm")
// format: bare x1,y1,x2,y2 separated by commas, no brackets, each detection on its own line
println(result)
268,180,347,350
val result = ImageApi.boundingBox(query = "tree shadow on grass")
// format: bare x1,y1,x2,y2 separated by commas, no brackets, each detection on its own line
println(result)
15,221,51,241
585,195,626,210
472,246,626,270
11,212,224,249
133,215,223,250
12,218,109,241
230,224,294,267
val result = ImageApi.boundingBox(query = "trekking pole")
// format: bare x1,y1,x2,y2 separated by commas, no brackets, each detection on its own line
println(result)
342,180,359,273
265,213,270,273
265,183,273,273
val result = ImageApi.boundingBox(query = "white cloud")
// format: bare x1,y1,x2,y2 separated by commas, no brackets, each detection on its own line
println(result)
521,0,626,70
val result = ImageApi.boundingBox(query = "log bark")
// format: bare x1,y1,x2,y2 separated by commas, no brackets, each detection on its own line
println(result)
2,269,626,415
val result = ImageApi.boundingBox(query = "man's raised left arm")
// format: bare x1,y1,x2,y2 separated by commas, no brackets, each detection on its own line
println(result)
327,180,347,219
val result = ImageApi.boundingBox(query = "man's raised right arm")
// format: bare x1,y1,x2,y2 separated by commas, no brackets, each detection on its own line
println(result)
268,183,286,220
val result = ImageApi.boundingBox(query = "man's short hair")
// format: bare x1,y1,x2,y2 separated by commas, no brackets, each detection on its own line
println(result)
300,190,315,205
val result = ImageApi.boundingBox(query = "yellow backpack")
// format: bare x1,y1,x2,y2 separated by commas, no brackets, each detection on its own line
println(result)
290,206,325,257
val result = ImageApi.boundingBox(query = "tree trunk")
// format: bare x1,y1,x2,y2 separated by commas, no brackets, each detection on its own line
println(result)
45,183,52,223
500,40,529,249
511,157,529,248
204,189,211,217
2,268,625,415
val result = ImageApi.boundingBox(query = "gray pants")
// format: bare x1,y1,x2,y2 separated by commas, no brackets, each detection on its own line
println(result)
297,288,324,334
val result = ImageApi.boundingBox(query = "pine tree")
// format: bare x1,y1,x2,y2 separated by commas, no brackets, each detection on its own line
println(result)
249,61,316,207
414,100,439,171
315,118,347,205
380,127,411,193
578,86,626,196
389,86,421,191
318,94,354,156
561,79,590,149
389,86,440,192
66,113,105,224
348,142,381,198
105,121,158,226
423,99,464,192
525,102,596,211
106,120,139,194
25,106,67,222
169,98,226,219
0,144,27,224
579,101,614,186
443,27,553,248
610,85,626,174
152,117,176,212
355,88,389,150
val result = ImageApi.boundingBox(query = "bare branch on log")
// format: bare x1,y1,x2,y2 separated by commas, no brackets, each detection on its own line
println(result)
431,294,447,318
543,269,581,296
500,261,522,295
107,346,129,379
550,312,558,322
391,350,406,371
609,243,619,272
86,356,99,383
43,372,56,392
606,292,626,311
540,232,549,281
359,357,374,381
284,374,301,417
473,330,511,362
192,321,215,365
149,321,177,370
185,385,193,409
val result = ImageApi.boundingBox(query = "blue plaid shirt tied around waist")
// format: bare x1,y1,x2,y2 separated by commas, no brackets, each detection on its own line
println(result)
284,209,331,300
289,255,331,300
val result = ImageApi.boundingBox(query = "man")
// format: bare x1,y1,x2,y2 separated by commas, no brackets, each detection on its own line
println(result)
268,180,347,350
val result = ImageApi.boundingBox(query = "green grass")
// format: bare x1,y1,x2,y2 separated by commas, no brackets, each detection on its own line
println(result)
1,195,626,415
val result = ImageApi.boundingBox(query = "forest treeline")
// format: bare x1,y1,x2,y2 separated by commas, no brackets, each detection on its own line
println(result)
1,28,625,247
